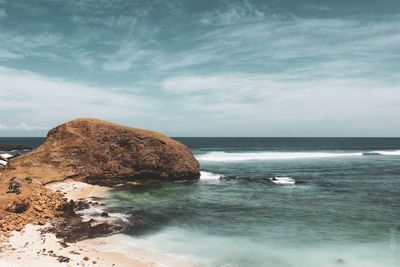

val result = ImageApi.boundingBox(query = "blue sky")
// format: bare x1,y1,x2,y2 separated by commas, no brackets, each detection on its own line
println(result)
0,0,399,137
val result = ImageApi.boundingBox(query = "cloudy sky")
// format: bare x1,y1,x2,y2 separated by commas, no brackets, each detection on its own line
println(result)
0,0,399,137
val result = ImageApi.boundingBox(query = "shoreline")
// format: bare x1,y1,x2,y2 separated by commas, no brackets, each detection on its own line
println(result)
0,180,197,267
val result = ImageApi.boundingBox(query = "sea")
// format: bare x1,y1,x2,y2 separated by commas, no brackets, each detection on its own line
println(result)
1,137,400,267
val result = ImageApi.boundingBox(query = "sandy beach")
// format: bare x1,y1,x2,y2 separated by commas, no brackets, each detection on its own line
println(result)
0,181,197,267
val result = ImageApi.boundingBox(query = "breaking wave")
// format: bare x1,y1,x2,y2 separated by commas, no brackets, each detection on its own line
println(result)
196,151,362,162
196,149,400,162
77,205,130,222
363,150,400,156
200,171,223,180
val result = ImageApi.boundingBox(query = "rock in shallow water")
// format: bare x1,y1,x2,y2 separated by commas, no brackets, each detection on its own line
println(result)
4,118,200,185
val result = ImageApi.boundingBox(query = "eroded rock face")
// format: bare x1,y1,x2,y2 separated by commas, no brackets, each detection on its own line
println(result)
0,181,67,232
5,118,200,185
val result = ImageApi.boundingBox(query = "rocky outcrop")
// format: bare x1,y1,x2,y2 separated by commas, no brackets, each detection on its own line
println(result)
0,181,67,232
0,118,199,234
3,118,200,185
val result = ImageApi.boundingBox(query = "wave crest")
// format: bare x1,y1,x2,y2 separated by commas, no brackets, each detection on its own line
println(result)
196,151,362,162
200,171,223,180
365,150,400,156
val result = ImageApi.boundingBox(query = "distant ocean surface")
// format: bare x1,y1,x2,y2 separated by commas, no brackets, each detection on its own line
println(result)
1,137,400,267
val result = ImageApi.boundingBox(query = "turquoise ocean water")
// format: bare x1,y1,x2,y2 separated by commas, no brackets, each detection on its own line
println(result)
2,137,400,266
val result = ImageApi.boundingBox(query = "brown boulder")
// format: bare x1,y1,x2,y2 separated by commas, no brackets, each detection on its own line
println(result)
6,198,30,213
5,118,199,185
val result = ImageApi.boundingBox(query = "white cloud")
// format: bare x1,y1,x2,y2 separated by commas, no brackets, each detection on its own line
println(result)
1,1,400,136
101,41,148,72
0,9,6,19
199,2,266,26
162,73,400,124
0,30,67,62
0,122,47,131
0,66,156,127
162,74,268,103
0,49,20,60
305,5,332,11
148,14,400,78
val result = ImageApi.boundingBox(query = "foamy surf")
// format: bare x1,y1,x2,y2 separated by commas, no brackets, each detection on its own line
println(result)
200,171,223,180
196,151,362,162
269,176,296,185
364,150,400,156
76,205,130,222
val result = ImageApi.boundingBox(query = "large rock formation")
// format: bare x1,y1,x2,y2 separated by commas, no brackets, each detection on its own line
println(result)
2,118,200,185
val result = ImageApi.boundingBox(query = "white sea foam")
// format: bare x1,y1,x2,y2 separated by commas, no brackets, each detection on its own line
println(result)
196,151,363,162
269,176,296,185
200,171,223,180
127,226,398,267
77,205,130,222
367,150,400,156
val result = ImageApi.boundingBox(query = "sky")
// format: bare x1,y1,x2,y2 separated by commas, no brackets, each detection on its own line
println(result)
0,0,399,137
